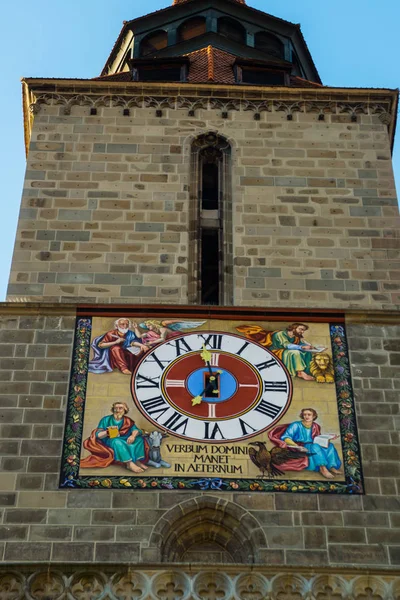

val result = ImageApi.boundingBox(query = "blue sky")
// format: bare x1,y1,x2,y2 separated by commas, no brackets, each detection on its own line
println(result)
0,0,398,301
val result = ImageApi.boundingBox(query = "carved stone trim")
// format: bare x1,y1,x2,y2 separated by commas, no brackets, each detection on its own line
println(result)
1,566,399,600
274,101,303,116
370,103,393,125
177,96,209,116
29,92,392,127
338,102,369,116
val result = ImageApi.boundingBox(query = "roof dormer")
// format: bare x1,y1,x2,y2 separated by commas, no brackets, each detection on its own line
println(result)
100,0,321,86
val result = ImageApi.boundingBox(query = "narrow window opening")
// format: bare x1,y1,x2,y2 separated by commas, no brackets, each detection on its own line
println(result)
218,17,246,45
241,68,285,86
202,163,219,210
178,17,206,43
201,229,220,305
254,31,284,59
140,30,168,57
190,134,233,306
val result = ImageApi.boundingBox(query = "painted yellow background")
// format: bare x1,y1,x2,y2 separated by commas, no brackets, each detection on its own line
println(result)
80,317,344,481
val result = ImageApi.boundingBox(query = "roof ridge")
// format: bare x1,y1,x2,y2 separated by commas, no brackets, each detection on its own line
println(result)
207,45,214,81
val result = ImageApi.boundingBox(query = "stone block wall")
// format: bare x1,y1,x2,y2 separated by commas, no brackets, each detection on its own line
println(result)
0,308,399,568
8,84,399,309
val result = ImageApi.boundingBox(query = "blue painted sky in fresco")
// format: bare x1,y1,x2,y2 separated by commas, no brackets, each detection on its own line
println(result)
0,0,398,300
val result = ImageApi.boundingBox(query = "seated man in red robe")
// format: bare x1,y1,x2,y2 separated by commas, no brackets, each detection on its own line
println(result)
89,318,148,375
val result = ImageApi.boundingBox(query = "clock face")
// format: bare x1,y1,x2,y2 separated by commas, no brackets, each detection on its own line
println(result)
131,332,292,443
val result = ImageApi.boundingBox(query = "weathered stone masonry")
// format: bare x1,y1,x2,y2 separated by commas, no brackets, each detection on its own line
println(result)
8,82,399,310
0,308,399,571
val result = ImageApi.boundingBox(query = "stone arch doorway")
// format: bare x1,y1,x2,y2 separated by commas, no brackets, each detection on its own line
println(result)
149,496,266,563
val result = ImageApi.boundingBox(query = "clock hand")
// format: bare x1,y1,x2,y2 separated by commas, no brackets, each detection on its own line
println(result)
192,380,214,406
192,346,223,406
200,344,223,383
200,345,212,364
191,372,222,405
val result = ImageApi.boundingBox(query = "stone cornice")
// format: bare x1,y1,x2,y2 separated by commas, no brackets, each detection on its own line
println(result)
0,564,399,599
22,79,398,157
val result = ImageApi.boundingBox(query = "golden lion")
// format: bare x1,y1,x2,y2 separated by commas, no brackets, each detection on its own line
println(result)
310,352,335,383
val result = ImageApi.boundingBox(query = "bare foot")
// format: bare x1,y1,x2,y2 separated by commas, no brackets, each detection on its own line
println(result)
126,461,144,473
330,468,341,475
122,369,132,375
297,371,314,381
320,466,334,479
136,461,148,470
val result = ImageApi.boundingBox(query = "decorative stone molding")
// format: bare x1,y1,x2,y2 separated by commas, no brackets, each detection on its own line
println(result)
306,101,336,120
338,102,369,116
370,103,393,125
29,92,393,127
0,567,399,600
274,101,303,120
209,98,241,119
177,96,209,116
63,94,94,115
149,495,265,563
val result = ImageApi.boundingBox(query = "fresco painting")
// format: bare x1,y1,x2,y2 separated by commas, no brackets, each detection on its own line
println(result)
61,315,363,493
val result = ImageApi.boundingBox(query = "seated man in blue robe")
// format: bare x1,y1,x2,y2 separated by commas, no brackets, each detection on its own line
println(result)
269,408,341,479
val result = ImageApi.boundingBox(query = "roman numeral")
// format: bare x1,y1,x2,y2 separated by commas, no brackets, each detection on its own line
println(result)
165,379,186,387
198,334,223,350
167,338,192,356
140,396,169,419
264,381,288,393
255,358,277,371
239,418,257,436
147,352,169,372
236,341,250,356
255,399,282,419
210,354,219,367
204,422,226,440
162,412,189,435
136,374,160,389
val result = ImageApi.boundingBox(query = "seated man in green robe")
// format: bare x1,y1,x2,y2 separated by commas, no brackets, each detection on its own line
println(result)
81,402,148,473
268,323,315,381
237,322,317,381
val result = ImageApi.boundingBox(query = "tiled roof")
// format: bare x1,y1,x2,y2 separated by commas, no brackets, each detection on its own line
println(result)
186,46,236,84
290,75,323,88
92,71,132,82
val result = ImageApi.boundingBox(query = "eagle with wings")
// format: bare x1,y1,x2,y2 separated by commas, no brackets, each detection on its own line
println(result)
248,441,314,478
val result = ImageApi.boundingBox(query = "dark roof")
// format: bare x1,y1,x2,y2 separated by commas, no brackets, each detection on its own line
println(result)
174,0,245,3
92,47,321,87
100,0,303,77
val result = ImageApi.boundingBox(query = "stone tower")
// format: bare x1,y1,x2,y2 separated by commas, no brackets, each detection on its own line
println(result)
1,0,400,597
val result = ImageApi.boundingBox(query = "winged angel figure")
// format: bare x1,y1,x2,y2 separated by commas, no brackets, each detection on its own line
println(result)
89,318,205,375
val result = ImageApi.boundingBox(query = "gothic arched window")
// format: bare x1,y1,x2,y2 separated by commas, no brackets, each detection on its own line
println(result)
177,17,207,43
189,133,233,306
140,30,168,57
218,17,246,45
254,31,284,59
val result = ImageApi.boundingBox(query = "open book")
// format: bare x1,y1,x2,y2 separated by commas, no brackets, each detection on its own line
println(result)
307,345,328,354
313,434,337,448
126,346,142,355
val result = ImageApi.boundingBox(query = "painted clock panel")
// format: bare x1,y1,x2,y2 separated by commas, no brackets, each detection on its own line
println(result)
61,313,363,494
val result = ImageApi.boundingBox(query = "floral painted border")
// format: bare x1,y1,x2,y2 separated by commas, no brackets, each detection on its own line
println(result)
60,318,363,494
